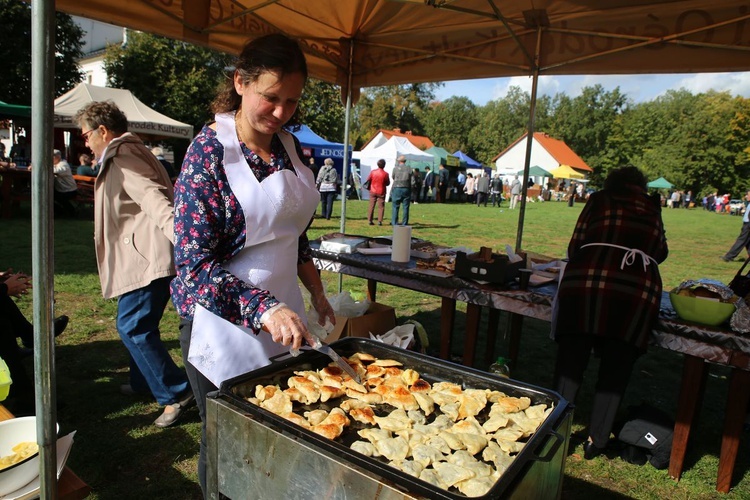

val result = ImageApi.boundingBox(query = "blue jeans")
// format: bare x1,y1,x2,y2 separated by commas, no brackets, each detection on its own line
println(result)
320,191,336,219
117,276,189,405
391,187,411,225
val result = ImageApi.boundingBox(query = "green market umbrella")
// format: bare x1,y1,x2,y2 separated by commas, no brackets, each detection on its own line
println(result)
517,165,553,178
647,177,675,189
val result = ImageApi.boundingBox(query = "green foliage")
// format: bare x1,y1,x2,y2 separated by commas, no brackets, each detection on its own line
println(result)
468,86,532,165
422,96,477,155
298,79,346,142
352,83,441,148
0,0,83,104
104,31,231,136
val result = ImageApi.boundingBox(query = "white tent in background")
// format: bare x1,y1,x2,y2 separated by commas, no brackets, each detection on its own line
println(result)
357,136,434,200
54,83,194,139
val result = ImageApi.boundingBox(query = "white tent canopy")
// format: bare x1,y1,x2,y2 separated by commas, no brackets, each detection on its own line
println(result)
54,83,194,139
357,136,433,200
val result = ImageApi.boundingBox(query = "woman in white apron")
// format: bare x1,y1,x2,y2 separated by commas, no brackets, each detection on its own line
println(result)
171,34,335,496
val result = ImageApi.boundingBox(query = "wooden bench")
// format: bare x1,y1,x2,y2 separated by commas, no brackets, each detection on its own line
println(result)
73,175,95,210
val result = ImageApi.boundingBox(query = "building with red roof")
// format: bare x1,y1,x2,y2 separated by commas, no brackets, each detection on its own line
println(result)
492,132,592,179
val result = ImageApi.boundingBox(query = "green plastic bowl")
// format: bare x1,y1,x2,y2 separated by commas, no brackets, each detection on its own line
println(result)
669,292,735,326
0,358,10,402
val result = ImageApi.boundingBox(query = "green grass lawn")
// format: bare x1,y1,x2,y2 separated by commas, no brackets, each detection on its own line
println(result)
1,198,748,499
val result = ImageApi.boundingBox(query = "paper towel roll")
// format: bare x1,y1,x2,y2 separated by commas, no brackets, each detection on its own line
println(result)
391,225,412,263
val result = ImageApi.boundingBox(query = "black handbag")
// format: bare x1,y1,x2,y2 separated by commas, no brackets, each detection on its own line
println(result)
729,255,750,298
362,178,371,190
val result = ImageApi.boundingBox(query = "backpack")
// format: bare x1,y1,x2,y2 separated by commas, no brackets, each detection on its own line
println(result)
616,403,674,469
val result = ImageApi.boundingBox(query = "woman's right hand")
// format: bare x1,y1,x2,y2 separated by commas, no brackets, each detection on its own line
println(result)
4,273,31,297
261,304,315,350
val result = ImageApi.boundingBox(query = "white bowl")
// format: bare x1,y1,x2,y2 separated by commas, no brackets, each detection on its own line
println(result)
0,417,43,496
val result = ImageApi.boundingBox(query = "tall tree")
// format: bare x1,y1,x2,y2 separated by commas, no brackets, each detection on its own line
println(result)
468,86,535,165
422,96,477,156
298,79,346,142
0,0,84,104
352,83,440,148
547,85,628,184
104,31,231,134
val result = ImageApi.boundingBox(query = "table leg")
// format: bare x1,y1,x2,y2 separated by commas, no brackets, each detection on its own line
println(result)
1,175,12,219
463,304,482,367
717,368,750,493
485,308,501,367
507,312,524,371
366,279,377,302
439,298,456,360
669,354,708,481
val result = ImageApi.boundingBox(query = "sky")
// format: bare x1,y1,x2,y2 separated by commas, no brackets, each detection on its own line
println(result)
434,72,750,106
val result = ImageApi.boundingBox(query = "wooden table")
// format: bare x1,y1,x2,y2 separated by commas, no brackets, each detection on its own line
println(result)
0,405,91,499
311,237,750,493
0,168,31,219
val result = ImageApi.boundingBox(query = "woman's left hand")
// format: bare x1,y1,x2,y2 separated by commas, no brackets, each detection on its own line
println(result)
311,292,336,328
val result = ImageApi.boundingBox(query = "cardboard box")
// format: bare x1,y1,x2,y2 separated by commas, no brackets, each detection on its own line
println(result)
324,302,396,343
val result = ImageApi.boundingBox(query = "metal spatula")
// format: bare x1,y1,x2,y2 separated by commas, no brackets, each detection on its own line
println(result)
310,337,361,384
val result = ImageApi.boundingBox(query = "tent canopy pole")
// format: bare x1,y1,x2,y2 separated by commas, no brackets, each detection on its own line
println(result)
515,27,542,254
32,0,59,496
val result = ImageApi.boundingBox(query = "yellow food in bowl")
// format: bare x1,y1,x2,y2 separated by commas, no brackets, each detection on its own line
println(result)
0,442,38,471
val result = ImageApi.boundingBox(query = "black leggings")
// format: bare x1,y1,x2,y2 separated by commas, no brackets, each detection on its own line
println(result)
178,319,217,498
553,335,641,448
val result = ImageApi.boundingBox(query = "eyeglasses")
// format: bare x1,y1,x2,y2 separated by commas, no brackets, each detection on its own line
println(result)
81,129,96,142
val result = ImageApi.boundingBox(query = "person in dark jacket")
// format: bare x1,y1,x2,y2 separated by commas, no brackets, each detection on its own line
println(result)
551,165,668,460
0,270,68,414
390,155,412,225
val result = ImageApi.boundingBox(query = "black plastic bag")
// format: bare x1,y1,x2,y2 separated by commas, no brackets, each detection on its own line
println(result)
729,255,750,299
617,403,674,469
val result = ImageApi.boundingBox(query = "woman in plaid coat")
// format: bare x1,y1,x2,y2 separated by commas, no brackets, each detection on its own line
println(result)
552,165,668,459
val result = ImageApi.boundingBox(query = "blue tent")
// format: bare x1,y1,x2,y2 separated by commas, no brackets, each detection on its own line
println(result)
452,150,482,167
293,124,351,173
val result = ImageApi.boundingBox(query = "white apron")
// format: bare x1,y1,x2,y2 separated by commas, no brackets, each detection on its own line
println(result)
188,112,320,387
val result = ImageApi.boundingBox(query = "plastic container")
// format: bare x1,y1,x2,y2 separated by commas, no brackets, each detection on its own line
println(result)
669,292,735,326
489,356,511,378
0,357,11,401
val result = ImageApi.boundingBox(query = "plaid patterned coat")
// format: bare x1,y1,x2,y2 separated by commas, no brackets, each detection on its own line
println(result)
553,186,668,351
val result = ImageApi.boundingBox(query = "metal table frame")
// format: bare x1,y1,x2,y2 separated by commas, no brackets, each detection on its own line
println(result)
312,243,750,493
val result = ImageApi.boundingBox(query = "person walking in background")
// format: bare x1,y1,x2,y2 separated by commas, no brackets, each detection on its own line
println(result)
509,175,522,209
437,164,449,203
422,166,434,202
74,101,194,429
722,190,750,262
567,182,577,207
683,190,692,208
307,157,320,179
390,155,412,225
552,165,668,460
463,173,476,203
456,170,466,203
151,146,177,178
365,159,390,225
410,167,422,204
490,174,503,206
171,34,334,495
316,157,339,220
51,149,78,217
476,170,490,207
